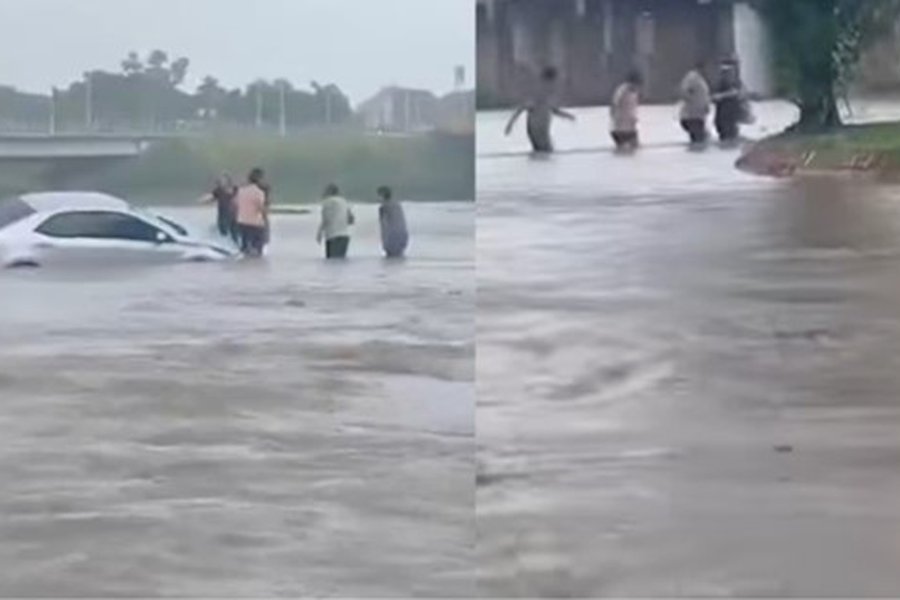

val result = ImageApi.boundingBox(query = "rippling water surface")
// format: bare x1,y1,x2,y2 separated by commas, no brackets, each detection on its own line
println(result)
477,102,900,597
0,202,474,597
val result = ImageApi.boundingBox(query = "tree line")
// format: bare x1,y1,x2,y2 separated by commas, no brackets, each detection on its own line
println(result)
757,0,900,131
0,49,354,132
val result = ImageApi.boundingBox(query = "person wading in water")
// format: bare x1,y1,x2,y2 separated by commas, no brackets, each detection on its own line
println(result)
377,185,408,259
316,183,355,259
679,60,712,145
712,59,748,144
504,66,576,154
233,167,269,257
610,70,643,152
199,171,239,242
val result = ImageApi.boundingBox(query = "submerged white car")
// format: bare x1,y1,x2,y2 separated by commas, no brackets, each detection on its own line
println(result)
0,191,237,268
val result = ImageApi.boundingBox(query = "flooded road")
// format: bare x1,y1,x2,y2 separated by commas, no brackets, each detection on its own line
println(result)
477,102,900,597
0,203,474,596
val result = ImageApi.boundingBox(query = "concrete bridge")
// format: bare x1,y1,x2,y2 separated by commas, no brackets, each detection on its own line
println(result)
0,132,177,160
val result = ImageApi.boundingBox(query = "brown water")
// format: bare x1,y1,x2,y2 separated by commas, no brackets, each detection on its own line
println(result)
477,102,900,597
0,203,475,597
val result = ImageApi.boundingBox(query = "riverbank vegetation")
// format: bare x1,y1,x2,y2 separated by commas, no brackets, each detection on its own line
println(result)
23,131,475,204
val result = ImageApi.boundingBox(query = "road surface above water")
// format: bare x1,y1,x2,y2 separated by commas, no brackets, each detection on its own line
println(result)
477,102,900,597
0,203,474,597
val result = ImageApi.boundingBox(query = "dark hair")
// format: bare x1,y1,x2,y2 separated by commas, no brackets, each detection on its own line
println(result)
541,66,558,82
377,185,392,200
248,167,265,184
324,183,340,197
626,69,643,86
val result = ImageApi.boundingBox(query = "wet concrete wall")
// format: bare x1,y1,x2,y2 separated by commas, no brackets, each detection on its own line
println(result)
478,0,758,108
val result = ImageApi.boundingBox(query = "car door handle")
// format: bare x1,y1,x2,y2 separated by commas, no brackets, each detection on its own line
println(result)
35,242,56,249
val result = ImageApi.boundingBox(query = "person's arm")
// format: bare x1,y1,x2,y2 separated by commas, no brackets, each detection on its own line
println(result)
197,192,214,204
316,211,325,244
711,87,740,101
552,107,576,121
504,105,527,135
625,91,639,125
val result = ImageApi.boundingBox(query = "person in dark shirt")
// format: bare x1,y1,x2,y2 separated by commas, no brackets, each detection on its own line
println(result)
712,62,744,143
377,186,408,258
200,172,239,242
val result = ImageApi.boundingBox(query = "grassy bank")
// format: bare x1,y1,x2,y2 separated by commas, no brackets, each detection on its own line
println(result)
737,122,900,178
5,131,474,204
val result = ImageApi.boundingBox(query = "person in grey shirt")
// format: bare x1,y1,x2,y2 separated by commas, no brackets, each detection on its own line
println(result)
377,186,408,258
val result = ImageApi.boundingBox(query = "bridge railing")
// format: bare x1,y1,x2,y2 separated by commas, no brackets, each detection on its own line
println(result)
0,118,368,138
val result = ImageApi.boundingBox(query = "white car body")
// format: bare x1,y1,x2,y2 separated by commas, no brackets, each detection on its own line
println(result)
0,191,237,268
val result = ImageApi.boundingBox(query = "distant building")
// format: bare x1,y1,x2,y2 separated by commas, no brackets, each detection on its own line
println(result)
477,0,774,107
357,87,475,135
436,90,475,134
357,87,438,133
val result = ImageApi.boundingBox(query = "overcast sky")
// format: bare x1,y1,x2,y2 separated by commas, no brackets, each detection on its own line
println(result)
0,0,474,105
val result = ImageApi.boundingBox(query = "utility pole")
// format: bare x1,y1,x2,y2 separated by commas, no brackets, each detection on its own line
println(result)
405,89,411,133
325,89,332,125
255,84,263,129
279,81,287,137
84,72,93,130
49,87,57,135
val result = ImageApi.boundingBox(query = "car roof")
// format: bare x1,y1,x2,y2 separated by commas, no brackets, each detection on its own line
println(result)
19,191,130,213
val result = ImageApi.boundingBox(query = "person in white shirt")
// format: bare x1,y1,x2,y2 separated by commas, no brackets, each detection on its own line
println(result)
679,60,712,144
316,183,354,259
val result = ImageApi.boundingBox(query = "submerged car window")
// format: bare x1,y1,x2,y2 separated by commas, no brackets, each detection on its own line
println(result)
156,216,188,236
36,211,166,242
0,197,36,229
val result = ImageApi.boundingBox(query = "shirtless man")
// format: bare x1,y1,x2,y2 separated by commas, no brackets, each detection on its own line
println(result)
504,66,576,153
610,70,643,151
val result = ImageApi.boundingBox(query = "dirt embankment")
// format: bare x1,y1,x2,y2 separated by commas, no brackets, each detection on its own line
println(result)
737,123,900,180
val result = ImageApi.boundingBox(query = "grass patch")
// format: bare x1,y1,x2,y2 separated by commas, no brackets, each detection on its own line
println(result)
740,122,900,176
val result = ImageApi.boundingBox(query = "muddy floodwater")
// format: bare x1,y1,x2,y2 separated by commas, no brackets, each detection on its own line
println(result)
0,203,474,596
477,102,900,597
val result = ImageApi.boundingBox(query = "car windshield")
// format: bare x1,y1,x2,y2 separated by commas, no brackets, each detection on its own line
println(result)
132,208,189,237
155,215,189,237
0,197,37,230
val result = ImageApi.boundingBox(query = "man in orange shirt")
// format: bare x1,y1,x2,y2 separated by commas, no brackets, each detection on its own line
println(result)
233,167,269,257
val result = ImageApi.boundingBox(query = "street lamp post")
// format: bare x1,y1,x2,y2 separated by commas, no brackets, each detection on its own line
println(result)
255,84,263,129
325,89,332,125
49,87,57,135
279,81,287,137
84,72,93,130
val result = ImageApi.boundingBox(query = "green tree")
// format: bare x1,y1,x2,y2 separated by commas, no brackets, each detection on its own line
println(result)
170,57,190,87
121,51,143,77
757,0,900,131
147,50,168,71
197,76,224,119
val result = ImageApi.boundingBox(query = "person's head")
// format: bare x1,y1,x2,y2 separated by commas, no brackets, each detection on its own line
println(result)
540,66,558,83
248,167,265,185
324,183,340,198
377,185,392,202
720,64,737,85
625,69,643,88
217,171,233,187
